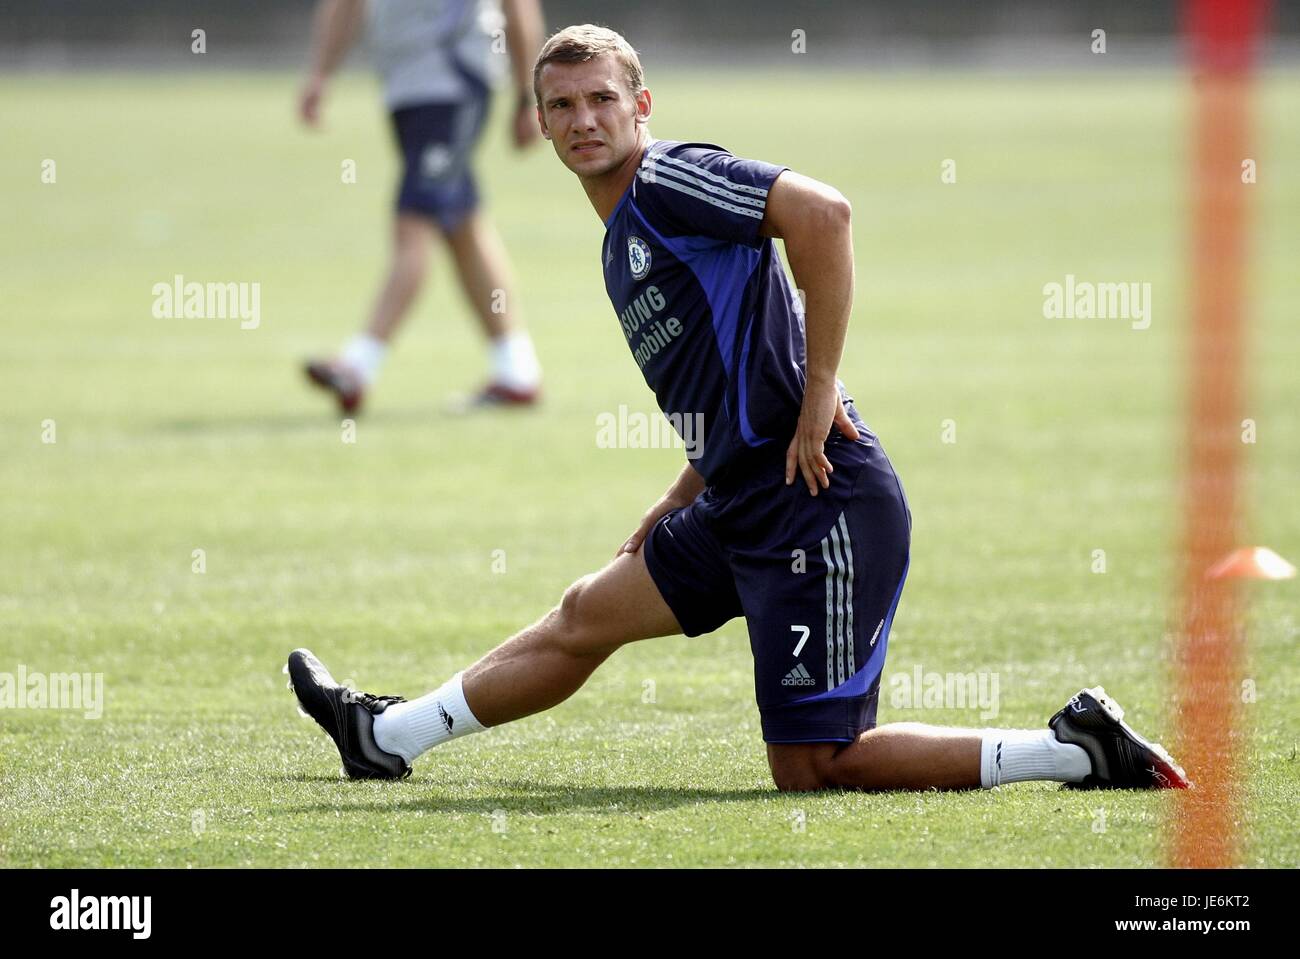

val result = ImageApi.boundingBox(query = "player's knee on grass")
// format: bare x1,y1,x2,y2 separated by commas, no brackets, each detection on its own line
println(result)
767,743,838,792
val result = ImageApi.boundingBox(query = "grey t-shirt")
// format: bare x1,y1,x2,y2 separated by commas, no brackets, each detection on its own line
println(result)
368,0,504,108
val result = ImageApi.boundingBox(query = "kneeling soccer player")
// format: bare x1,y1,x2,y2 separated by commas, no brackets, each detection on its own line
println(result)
287,25,1189,793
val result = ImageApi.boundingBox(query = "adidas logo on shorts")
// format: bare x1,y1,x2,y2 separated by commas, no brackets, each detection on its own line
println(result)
782,663,816,687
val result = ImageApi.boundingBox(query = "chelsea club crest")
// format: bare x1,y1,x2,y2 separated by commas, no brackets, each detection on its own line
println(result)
627,235,651,279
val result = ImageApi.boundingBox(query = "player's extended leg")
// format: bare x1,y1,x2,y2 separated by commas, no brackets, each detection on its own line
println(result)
287,547,681,778
444,211,542,404
459,547,678,726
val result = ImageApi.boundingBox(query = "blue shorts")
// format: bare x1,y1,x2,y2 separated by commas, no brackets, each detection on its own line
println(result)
642,413,911,743
390,87,488,231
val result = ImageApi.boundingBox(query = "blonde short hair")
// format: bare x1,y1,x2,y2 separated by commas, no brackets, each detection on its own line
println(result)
533,24,644,106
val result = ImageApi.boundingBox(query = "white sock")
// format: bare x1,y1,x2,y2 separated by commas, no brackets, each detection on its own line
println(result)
340,334,388,386
372,671,486,764
979,729,1092,788
489,330,541,391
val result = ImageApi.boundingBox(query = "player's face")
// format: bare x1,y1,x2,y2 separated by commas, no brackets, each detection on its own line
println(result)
537,56,650,178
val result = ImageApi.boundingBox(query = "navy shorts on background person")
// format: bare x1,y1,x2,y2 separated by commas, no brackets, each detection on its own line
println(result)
642,412,912,743
389,86,488,231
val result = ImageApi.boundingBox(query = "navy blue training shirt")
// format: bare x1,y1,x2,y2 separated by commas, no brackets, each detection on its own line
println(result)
602,139,809,486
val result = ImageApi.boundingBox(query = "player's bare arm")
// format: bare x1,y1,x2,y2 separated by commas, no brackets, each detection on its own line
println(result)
299,0,364,127
760,171,861,496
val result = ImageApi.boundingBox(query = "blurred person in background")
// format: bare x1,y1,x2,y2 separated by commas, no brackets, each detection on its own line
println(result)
299,0,545,414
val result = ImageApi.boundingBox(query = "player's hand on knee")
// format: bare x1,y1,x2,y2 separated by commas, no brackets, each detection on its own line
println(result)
619,497,680,556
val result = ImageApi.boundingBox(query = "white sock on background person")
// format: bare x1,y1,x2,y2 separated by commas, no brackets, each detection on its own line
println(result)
372,671,486,763
340,333,388,386
979,729,1091,787
489,329,541,391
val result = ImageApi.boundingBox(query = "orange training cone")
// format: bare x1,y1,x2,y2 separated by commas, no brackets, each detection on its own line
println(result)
1205,546,1297,580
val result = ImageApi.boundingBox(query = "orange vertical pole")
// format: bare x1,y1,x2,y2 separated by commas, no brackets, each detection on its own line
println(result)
1173,0,1268,869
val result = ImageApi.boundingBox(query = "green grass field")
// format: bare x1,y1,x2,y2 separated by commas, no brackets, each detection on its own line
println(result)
1,68,1297,868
